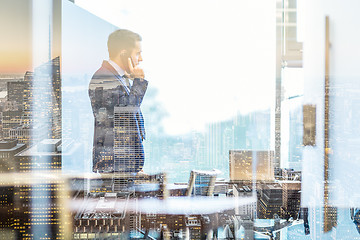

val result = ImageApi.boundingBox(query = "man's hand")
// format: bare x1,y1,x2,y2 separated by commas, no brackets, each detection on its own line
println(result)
128,58,145,79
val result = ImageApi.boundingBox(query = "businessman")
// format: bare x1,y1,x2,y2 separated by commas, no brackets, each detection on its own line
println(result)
89,29,148,174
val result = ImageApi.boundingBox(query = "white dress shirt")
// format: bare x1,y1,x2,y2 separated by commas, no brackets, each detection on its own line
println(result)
108,59,132,90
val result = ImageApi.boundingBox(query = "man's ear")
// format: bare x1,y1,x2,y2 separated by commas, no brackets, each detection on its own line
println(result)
119,50,131,73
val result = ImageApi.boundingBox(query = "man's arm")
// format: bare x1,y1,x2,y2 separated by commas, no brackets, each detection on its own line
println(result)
128,78,148,106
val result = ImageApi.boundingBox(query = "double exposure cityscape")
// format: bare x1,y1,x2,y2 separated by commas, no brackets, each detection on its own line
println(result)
1,0,360,239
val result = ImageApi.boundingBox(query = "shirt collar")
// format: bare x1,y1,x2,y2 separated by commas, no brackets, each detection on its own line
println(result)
108,59,126,77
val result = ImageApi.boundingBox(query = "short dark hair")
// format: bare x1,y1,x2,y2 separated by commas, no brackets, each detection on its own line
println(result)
107,29,142,59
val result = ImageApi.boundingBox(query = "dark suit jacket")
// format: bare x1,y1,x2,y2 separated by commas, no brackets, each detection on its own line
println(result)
89,61,148,173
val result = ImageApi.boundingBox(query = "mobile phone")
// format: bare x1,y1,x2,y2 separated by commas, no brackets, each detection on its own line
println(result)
128,57,135,71
120,53,133,74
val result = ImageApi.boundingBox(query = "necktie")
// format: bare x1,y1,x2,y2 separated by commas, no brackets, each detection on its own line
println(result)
122,75,130,89
122,75,131,89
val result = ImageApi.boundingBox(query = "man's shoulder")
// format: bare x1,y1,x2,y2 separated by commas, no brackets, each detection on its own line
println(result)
90,61,116,81
89,62,119,91
92,63,114,80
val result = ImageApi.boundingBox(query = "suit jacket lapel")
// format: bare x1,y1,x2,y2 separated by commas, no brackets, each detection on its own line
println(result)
102,61,130,95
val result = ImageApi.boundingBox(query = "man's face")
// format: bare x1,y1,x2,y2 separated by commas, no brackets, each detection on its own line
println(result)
129,41,143,67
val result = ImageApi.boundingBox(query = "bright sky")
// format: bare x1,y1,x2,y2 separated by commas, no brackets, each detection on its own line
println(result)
76,0,276,135
0,1,32,74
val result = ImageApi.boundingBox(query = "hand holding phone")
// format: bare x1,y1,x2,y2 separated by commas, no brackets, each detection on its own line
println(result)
127,57,145,79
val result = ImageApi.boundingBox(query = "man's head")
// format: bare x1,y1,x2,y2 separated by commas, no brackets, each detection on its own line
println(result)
108,29,143,73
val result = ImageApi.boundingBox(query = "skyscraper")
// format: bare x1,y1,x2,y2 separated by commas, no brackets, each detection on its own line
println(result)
1,101,22,140
7,82,25,108
229,150,274,182
22,57,61,144
0,140,26,172
258,182,282,219
280,180,301,219
0,140,26,237
13,139,67,239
